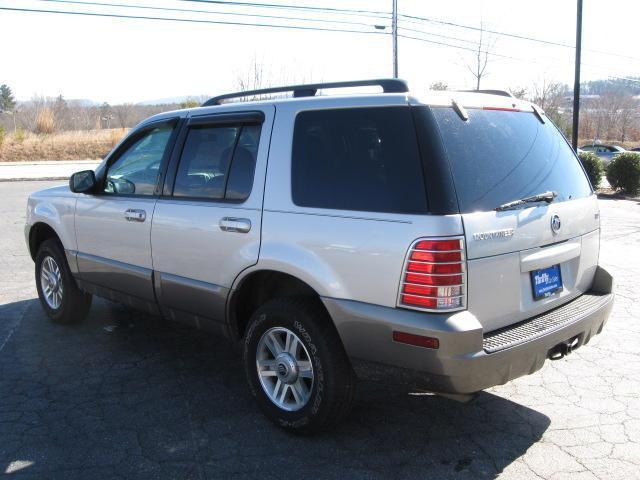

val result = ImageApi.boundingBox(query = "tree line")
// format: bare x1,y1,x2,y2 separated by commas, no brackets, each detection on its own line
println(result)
1,76,639,145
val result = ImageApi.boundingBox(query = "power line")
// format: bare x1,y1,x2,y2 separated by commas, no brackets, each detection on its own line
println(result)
37,0,390,29
5,2,639,86
398,12,640,63
178,1,640,63
397,33,521,61
0,5,389,35
398,33,640,85
400,13,574,49
180,0,391,20
27,0,640,64
398,26,479,47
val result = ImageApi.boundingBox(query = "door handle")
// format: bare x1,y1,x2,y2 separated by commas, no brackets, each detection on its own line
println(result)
124,209,146,222
219,217,251,233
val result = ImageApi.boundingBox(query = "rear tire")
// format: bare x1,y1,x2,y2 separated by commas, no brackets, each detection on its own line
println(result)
243,297,356,434
35,238,92,324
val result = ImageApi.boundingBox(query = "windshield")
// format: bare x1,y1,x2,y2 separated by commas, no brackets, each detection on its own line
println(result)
428,107,592,213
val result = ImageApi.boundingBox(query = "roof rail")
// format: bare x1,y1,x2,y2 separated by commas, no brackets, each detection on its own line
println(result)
201,79,409,106
456,89,514,98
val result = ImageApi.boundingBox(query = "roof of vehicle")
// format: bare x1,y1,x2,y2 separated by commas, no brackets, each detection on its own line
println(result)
140,79,540,127
580,144,625,151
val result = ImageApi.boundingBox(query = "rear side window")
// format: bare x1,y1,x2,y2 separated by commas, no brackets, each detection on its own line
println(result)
226,125,261,200
427,107,592,213
173,124,260,201
291,107,428,214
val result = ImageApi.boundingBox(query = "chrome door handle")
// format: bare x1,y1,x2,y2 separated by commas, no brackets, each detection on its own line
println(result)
124,209,146,222
219,217,251,233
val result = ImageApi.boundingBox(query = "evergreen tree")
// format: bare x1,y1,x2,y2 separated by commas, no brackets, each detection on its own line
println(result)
0,84,16,112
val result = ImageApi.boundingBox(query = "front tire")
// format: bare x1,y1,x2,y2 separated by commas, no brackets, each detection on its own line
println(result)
243,297,356,433
35,239,92,324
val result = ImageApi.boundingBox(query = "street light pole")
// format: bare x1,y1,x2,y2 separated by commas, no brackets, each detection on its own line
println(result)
392,0,398,78
572,0,583,151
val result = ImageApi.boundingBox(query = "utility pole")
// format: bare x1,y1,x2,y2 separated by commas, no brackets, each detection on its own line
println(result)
392,0,398,78
572,0,583,151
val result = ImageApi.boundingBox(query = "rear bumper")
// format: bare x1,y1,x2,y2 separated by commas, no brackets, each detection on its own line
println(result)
322,265,614,394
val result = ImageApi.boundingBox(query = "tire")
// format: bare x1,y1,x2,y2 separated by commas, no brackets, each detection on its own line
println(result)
35,238,92,324
243,297,356,433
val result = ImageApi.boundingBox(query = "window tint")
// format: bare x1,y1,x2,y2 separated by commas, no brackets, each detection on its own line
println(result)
427,107,592,213
174,125,239,199
173,124,260,200
226,125,261,201
291,107,428,214
104,123,174,195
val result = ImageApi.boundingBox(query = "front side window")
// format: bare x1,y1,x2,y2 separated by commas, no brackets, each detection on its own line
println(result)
173,124,261,200
291,107,428,214
104,123,174,195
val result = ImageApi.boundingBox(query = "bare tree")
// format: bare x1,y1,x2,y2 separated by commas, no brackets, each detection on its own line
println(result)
532,78,566,112
466,22,495,90
509,86,528,99
430,81,449,91
593,92,639,142
234,56,268,101
617,95,638,142
531,78,571,135
113,103,134,129
233,56,315,101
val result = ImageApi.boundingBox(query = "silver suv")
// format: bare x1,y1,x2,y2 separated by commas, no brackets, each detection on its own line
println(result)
25,79,614,432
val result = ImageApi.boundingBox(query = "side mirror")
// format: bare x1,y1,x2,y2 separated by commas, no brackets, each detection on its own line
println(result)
69,170,97,194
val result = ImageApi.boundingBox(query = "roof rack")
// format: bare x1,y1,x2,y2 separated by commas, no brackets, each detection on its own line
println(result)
201,79,409,106
456,89,514,98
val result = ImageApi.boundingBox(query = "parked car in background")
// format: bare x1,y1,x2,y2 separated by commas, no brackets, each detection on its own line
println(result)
630,147,640,152
580,144,625,164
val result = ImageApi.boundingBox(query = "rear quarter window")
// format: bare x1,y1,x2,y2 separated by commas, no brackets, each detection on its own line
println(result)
291,107,428,214
428,107,592,213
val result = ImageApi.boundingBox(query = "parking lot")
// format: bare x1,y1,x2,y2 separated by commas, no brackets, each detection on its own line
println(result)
1,180,639,479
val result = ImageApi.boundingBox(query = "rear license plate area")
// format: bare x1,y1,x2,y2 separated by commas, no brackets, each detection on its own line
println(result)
530,264,563,300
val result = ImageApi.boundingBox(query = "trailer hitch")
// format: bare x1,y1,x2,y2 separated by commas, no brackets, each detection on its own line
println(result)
548,336,580,360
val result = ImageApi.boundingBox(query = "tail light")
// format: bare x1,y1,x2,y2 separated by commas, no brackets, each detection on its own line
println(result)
397,237,466,312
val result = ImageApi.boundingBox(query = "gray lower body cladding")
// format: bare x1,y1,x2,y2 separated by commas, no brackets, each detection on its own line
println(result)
68,250,229,335
322,265,614,394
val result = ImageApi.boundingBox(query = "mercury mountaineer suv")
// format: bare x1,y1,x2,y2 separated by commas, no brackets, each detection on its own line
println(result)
25,79,614,433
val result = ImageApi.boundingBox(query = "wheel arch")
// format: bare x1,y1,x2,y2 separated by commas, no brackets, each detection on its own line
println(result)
227,269,333,341
28,222,62,260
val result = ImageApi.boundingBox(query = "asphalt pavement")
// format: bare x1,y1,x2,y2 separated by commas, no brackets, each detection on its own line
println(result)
1,181,639,479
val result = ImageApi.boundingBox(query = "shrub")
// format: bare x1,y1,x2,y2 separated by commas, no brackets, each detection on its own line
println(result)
14,126,25,144
35,108,56,134
606,152,640,196
578,151,604,188
0,126,5,148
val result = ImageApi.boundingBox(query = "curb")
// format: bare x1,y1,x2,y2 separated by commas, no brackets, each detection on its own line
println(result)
0,177,70,182
0,160,100,166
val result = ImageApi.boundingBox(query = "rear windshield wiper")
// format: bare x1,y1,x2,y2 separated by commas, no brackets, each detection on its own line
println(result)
495,191,557,211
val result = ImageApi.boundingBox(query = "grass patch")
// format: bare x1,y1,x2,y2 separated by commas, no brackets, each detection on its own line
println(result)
0,129,127,162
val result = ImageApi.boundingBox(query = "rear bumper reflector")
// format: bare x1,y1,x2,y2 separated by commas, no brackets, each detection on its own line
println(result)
393,331,440,349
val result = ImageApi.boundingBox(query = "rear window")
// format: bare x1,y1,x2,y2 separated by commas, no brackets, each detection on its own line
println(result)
291,107,428,214
428,107,592,213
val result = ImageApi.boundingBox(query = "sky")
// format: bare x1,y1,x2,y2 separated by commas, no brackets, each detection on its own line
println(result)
0,0,638,104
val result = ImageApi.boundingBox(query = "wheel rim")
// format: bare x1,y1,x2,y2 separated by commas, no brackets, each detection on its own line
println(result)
40,256,63,310
256,327,314,412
